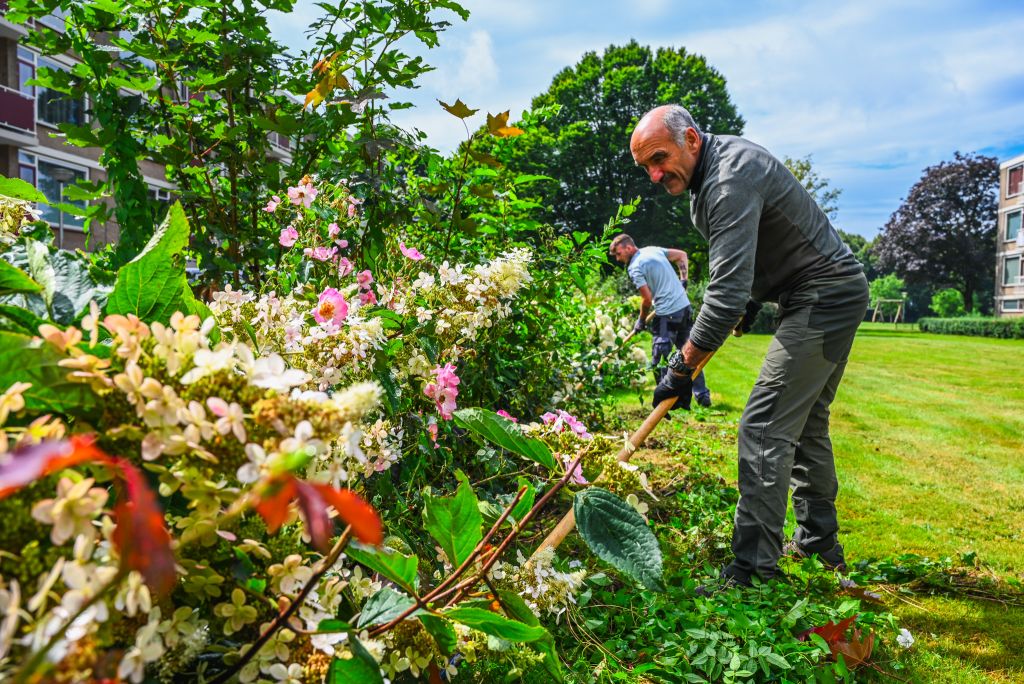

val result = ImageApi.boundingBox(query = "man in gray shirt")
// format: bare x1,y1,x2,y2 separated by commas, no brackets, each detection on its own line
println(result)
629,104,869,586
609,234,711,406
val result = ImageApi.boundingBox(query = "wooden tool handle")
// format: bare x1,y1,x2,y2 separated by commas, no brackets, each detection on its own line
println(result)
531,350,714,559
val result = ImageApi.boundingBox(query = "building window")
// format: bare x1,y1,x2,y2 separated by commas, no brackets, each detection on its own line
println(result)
17,47,36,99
148,186,172,222
1004,255,1022,286
36,58,86,127
1009,164,1023,198
20,153,88,230
1001,299,1022,312
1007,210,1022,242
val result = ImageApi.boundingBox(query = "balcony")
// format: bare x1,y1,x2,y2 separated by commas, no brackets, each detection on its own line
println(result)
0,85,38,146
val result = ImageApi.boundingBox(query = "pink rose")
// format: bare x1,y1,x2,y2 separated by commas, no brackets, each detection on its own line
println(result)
337,257,353,278
263,195,281,213
309,246,338,262
356,269,374,289
314,287,348,326
287,182,318,208
359,289,378,306
279,226,299,247
328,222,340,238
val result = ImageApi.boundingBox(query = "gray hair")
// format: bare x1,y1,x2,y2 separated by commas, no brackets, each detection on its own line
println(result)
661,105,702,146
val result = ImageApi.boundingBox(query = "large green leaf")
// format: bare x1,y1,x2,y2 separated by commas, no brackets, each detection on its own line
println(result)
0,260,41,297
0,176,48,203
0,304,48,335
2,240,111,324
423,471,482,567
0,331,97,416
327,636,383,683
346,543,419,594
356,587,418,628
443,607,547,642
106,201,191,323
453,408,557,470
418,614,457,656
574,487,664,592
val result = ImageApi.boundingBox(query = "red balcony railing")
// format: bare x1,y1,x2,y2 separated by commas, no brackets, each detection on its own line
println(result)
0,86,35,134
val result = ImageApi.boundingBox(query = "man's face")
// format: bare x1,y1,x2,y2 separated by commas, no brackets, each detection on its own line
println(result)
609,243,633,264
630,122,700,196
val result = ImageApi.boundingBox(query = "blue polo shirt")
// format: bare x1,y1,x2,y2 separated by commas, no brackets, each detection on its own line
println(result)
627,246,690,316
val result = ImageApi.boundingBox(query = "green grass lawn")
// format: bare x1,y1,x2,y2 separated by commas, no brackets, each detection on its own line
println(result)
618,322,1024,682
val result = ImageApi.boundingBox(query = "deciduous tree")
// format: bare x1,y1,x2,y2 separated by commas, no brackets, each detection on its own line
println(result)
874,152,998,312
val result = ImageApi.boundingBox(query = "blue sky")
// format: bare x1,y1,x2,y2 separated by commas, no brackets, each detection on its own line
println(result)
269,0,1024,238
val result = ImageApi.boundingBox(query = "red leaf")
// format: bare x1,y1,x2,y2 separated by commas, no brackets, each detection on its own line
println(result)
109,458,176,597
254,476,298,533
834,628,875,668
294,480,333,553
313,484,383,546
801,614,857,645
0,435,108,498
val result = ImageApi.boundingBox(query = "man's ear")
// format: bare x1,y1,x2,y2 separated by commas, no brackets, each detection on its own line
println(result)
686,127,701,152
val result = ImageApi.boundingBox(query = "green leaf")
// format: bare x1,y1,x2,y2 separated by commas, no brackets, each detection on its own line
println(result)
513,174,554,185
0,176,48,203
573,487,664,591
419,614,457,655
453,408,557,470
0,304,48,335
316,618,353,632
423,471,482,567
346,543,419,594
356,587,417,628
106,202,190,323
0,260,41,297
327,636,384,683
509,477,537,525
0,331,97,416
443,607,547,642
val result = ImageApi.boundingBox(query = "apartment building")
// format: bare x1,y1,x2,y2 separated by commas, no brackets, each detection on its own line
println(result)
995,153,1024,317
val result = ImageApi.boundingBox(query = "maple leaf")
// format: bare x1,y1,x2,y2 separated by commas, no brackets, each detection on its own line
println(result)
439,99,479,119
834,628,875,668
0,435,107,498
486,110,524,138
254,475,383,550
110,459,176,597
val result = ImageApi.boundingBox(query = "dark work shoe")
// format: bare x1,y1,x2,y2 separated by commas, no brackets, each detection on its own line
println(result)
695,393,712,408
783,540,848,574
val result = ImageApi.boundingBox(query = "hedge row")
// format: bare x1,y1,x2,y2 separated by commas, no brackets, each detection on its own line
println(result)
917,317,1024,339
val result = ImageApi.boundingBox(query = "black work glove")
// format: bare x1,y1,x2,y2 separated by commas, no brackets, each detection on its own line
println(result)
632,318,646,334
734,300,763,337
653,369,692,411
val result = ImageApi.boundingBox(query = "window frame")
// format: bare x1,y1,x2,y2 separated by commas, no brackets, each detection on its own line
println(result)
1005,209,1022,243
1008,163,1023,199
1000,299,1022,312
1004,254,1022,287
20,152,90,232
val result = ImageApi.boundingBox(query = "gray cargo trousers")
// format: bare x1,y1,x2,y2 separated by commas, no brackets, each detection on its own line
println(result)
724,274,869,583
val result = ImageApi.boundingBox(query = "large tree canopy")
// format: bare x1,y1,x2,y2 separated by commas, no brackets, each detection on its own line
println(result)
874,152,998,312
491,41,744,274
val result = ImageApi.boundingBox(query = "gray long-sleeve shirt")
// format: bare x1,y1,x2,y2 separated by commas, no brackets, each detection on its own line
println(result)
688,134,863,351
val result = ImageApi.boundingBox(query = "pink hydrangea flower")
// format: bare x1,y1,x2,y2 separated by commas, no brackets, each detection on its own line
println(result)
496,409,518,423
314,287,348,326
287,182,318,208
424,362,460,420
400,242,425,261
263,195,281,213
328,222,340,238
541,409,591,439
337,257,353,278
562,453,588,485
305,246,338,262
279,226,299,247
356,269,374,289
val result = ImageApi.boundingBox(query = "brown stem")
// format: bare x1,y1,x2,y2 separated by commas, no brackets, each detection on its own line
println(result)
209,527,353,684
